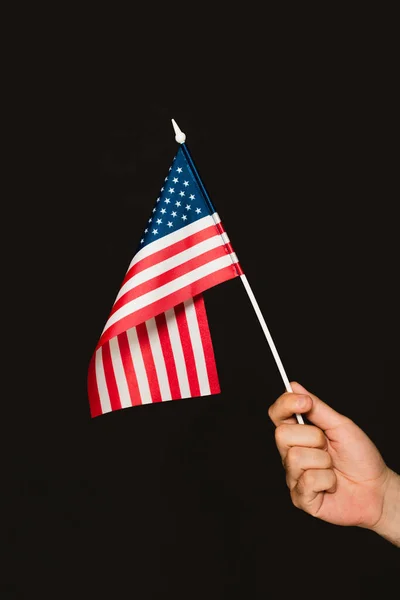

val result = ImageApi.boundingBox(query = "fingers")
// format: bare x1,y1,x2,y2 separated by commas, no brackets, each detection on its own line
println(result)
268,381,348,431
291,469,337,514
275,423,328,461
268,382,342,518
284,447,333,490
268,391,312,426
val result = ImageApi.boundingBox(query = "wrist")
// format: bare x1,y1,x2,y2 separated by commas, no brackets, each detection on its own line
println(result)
370,468,400,547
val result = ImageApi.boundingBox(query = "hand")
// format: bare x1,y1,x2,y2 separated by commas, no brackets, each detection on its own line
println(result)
268,382,394,531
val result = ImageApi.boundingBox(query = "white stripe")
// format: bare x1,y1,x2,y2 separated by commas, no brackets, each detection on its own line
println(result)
95,347,111,414
165,307,190,397
145,318,172,401
109,337,132,409
116,234,225,302
220,232,230,244
126,328,152,404
184,299,211,396
213,213,221,224
127,214,216,269
103,253,239,333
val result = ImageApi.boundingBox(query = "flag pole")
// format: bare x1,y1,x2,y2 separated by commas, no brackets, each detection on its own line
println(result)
171,118,304,425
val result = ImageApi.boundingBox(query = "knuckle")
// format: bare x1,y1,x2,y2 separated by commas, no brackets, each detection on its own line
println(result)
328,469,337,487
302,469,316,488
315,428,326,447
286,473,297,491
324,452,333,469
286,446,301,469
290,489,302,510
274,424,287,446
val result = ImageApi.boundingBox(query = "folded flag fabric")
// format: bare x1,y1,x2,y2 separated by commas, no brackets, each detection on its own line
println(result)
88,143,242,417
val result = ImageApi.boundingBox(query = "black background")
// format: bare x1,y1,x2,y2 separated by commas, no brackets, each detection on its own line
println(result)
6,13,399,599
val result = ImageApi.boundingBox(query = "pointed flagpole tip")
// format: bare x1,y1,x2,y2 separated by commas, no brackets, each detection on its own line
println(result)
171,118,186,144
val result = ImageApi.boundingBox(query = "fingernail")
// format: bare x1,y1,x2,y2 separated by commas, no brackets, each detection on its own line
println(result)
297,396,308,409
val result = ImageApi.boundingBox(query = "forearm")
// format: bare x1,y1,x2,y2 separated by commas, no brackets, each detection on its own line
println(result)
371,469,400,547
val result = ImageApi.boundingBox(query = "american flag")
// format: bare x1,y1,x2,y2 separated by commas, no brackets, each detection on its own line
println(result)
88,144,242,417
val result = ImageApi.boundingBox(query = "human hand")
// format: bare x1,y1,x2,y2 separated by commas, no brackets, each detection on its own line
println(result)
268,382,396,533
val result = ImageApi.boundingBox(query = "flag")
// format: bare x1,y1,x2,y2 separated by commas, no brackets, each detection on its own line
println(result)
88,143,243,417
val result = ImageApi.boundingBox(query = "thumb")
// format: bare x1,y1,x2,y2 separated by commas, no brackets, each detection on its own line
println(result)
290,381,348,431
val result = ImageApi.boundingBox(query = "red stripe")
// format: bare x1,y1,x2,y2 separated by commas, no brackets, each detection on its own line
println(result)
214,221,243,276
117,331,142,406
215,221,225,234
101,342,122,411
224,241,243,275
97,264,238,348
155,313,181,399
111,245,228,317
215,221,243,276
175,303,200,397
193,295,220,395
136,323,162,403
121,225,218,286
87,353,102,417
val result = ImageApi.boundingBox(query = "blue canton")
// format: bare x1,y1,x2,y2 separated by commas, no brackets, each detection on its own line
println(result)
138,146,212,249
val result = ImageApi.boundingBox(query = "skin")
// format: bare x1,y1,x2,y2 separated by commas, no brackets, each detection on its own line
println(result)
268,382,400,547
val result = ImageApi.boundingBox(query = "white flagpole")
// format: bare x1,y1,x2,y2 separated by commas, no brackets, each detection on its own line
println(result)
239,275,304,424
171,119,304,425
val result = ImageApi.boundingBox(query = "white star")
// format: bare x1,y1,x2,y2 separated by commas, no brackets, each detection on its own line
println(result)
189,194,195,200
185,204,191,210
140,238,144,244
171,211,177,217
156,197,160,203
176,167,183,173
160,187,164,192
144,228,148,233
167,221,173,228
183,180,189,187
181,214,187,221
169,166,172,171
195,208,201,214
173,177,179,183
152,228,158,235
169,187,175,194
175,200,181,207
179,191,185,197
148,217,152,223
152,207,156,213
156,218,162,224
160,208,166,214
164,177,168,181
164,198,171,204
